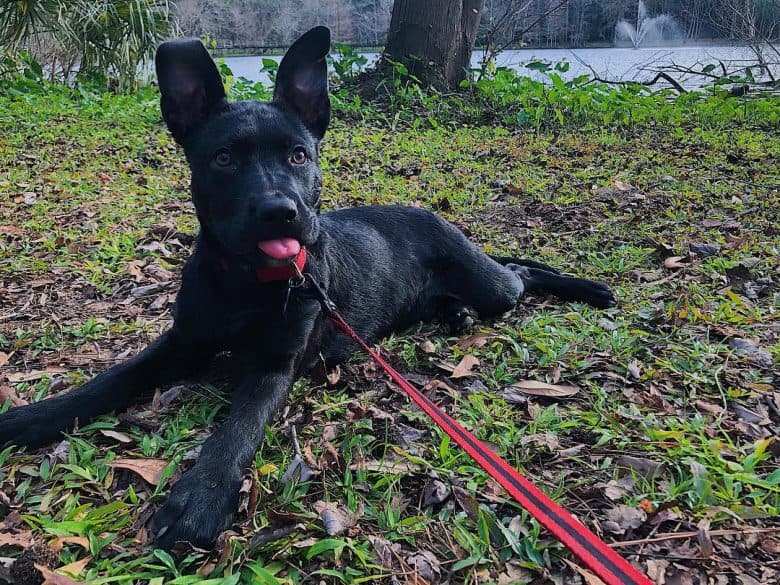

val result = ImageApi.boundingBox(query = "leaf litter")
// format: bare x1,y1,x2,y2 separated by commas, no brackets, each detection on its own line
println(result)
0,96,778,584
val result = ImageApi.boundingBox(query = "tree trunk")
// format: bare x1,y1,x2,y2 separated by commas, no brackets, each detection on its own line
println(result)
383,0,486,88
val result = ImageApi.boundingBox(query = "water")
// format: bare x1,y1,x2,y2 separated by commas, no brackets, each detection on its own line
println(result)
223,45,762,90
615,0,684,48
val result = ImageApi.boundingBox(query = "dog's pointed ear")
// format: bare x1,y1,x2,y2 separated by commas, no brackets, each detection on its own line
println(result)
155,39,227,144
273,26,331,139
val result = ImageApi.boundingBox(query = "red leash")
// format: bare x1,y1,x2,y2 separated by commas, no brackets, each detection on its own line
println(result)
294,267,651,584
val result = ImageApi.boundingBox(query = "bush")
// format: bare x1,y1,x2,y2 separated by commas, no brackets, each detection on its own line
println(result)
0,0,177,91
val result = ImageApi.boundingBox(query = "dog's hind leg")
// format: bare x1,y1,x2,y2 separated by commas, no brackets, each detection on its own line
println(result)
431,220,614,314
505,264,615,309
489,255,560,274
0,330,214,448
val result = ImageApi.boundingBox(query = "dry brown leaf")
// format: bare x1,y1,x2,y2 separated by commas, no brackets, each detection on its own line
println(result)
108,458,169,485
663,256,689,269
367,535,400,570
0,530,35,547
0,352,8,367
99,430,132,443
604,504,647,534
0,383,28,407
312,501,362,536
418,340,436,354
422,379,457,395
451,354,480,378
36,564,83,585
507,380,579,398
456,333,493,350
56,558,89,577
350,459,421,474
52,536,91,551
562,559,608,585
6,368,68,383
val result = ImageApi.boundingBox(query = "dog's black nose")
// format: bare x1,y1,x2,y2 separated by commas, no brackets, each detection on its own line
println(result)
258,198,298,223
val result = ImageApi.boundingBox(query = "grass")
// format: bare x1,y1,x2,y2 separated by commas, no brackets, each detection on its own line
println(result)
0,84,779,584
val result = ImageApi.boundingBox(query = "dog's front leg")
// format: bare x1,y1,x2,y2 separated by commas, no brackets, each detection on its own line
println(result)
0,330,213,449
151,362,295,550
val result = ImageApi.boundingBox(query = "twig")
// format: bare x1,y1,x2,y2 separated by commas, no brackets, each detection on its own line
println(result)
573,53,687,93
610,526,780,548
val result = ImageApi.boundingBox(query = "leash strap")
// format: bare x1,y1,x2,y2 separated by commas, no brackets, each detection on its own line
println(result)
294,268,650,584
328,313,650,585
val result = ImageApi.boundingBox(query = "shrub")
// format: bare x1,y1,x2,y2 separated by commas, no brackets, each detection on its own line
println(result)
0,0,177,91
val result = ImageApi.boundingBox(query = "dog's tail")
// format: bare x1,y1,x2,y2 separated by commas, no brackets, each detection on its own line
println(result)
489,255,561,275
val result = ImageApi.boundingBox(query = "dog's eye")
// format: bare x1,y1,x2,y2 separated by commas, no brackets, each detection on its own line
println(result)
290,147,307,165
214,149,232,167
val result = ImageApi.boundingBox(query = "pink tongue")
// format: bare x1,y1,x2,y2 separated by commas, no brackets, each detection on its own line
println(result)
257,237,301,260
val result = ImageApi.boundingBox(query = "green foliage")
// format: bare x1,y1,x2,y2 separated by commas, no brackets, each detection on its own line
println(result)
329,43,369,81
0,0,177,91
0,43,778,584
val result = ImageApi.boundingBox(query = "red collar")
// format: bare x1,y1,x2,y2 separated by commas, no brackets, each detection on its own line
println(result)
256,247,307,282
219,247,307,283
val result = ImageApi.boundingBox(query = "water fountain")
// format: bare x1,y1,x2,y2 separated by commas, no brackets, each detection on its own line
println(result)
615,0,684,48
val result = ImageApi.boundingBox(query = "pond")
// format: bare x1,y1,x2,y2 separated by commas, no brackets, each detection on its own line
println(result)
223,44,763,89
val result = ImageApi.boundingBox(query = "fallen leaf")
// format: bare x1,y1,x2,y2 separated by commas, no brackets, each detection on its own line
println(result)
368,535,400,570
562,559,608,585
422,479,450,507
418,340,436,354
697,518,713,558
279,455,316,485
604,505,647,534
616,455,665,479
35,564,82,585
0,352,8,367
99,430,132,443
627,361,641,380
159,385,185,407
689,242,721,257
456,333,493,350
0,383,28,407
126,261,145,282
6,368,68,383
108,458,169,485
451,354,480,378
0,530,35,547
506,380,579,398
350,459,421,474
664,256,689,269
603,478,634,501
312,501,362,536
520,432,560,451
406,550,441,582
247,523,303,548
729,338,773,367
52,537,90,551
56,558,89,577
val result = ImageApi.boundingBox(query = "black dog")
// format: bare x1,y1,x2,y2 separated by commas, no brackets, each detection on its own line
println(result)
0,27,614,550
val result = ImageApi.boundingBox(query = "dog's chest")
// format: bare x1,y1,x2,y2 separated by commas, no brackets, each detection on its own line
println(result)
216,285,321,352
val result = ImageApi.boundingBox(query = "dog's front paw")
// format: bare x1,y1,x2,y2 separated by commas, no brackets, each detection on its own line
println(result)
151,466,242,550
0,406,65,449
